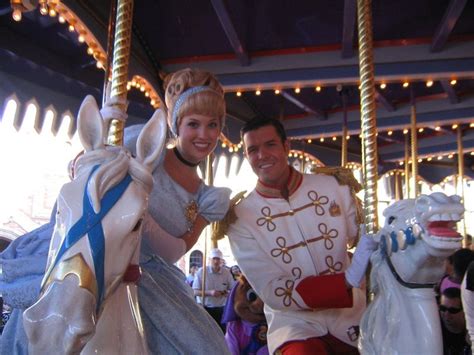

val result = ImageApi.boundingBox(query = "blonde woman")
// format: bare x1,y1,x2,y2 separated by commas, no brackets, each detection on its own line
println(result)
124,68,231,353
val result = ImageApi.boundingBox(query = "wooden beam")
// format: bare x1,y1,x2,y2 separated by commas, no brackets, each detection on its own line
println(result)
440,80,459,104
280,90,325,118
375,88,395,111
210,0,250,66
341,0,357,58
431,0,468,52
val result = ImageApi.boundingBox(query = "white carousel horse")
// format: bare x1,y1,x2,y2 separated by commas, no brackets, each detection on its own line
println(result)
22,95,167,354
359,192,464,355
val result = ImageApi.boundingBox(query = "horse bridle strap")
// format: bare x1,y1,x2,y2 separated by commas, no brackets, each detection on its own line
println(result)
384,252,436,289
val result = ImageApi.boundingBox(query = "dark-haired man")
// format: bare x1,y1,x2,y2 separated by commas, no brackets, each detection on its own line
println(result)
227,117,376,354
440,287,470,355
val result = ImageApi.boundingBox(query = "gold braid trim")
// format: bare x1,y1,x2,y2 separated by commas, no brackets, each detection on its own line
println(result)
212,190,247,242
311,167,364,246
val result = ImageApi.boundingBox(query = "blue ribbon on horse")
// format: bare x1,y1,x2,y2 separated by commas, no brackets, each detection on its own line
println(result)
50,165,132,312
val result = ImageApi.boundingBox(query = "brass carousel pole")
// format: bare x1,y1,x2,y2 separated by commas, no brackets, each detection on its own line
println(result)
341,90,348,167
201,154,216,306
457,126,468,243
404,134,410,198
357,0,378,235
102,0,117,106
410,89,419,198
395,171,401,201
107,0,134,146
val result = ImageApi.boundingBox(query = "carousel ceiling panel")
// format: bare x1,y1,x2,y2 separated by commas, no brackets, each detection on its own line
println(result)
0,0,473,182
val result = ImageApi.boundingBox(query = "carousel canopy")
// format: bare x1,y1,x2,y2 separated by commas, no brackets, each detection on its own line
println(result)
0,0,473,183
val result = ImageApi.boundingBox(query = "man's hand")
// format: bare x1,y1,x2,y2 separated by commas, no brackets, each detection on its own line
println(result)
345,231,378,288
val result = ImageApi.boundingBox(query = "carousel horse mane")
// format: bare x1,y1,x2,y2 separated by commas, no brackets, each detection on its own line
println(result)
359,192,463,355
23,95,167,355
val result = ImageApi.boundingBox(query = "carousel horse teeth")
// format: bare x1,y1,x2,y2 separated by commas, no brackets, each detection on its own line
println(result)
396,230,407,250
441,213,451,221
428,214,441,222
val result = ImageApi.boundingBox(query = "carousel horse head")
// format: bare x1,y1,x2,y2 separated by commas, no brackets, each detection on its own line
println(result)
359,192,464,355
379,192,464,286
23,95,166,354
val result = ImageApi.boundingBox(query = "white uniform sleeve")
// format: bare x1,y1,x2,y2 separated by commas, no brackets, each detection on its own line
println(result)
341,184,359,245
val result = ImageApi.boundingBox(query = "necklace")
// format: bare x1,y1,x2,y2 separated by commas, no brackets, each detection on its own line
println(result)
173,147,200,167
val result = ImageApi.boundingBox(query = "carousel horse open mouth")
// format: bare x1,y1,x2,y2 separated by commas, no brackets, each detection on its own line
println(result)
420,210,463,249
426,220,462,239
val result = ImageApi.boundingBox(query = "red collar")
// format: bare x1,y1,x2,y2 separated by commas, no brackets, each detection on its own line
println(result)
255,167,303,199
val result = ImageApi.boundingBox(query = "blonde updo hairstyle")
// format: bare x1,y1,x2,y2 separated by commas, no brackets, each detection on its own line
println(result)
164,68,226,136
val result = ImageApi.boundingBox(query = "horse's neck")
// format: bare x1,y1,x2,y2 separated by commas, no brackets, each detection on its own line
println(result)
82,282,148,355
391,241,445,284
83,242,147,354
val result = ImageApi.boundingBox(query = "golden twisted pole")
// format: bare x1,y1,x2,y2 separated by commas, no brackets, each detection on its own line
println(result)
201,155,216,306
457,127,468,242
341,91,348,167
404,134,410,198
395,171,401,201
107,0,134,146
410,92,418,198
357,0,378,234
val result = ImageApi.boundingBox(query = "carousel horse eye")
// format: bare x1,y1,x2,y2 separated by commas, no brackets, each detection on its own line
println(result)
388,216,396,224
132,218,143,232
246,289,258,302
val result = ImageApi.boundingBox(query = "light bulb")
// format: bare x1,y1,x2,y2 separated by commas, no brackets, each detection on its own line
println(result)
12,9,22,22
39,3,48,15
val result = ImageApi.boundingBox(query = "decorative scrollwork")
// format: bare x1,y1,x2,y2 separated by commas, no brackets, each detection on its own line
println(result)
318,223,338,250
320,255,343,275
308,191,329,215
274,267,303,308
256,206,276,231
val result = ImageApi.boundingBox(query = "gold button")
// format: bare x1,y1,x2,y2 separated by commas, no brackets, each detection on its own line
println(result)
288,210,294,215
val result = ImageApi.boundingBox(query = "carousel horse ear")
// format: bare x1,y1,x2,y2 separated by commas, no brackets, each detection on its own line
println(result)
78,95,105,152
136,108,167,172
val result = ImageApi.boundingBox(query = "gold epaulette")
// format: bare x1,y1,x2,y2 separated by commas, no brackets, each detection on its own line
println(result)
311,166,364,232
311,166,362,193
211,190,247,242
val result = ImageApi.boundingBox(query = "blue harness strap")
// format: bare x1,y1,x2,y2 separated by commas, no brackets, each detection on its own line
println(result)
51,165,133,310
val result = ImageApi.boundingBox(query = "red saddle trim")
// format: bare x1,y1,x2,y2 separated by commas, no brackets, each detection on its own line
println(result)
123,264,141,283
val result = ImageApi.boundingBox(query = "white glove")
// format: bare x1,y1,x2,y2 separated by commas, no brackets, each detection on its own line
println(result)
345,231,378,288
100,83,128,124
